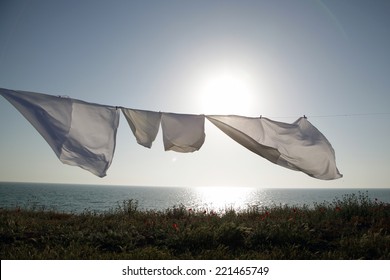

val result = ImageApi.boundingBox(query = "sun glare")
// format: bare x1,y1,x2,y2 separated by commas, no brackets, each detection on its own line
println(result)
198,68,255,115
193,187,257,212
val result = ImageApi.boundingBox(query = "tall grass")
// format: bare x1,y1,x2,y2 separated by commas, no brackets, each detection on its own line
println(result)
0,192,389,259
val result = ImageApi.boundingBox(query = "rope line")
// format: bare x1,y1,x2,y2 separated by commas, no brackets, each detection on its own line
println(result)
269,112,390,119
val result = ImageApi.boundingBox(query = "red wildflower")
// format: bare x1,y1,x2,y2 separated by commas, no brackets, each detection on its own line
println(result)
260,211,270,221
172,223,179,231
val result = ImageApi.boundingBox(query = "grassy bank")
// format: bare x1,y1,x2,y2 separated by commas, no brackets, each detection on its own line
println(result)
1,192,389,259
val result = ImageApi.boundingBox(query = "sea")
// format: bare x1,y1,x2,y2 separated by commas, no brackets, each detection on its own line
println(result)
0,182,389,214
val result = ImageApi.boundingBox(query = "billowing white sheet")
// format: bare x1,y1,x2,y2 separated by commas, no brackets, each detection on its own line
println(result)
206,115,342,180
121,108,161,148
161,113,205,153
0,88,119,177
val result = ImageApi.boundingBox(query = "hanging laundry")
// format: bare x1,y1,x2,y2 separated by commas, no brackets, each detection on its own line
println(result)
121,108,161,148
206,115,342,180
161,113,205,153
1,87,343,180
0,88,119,177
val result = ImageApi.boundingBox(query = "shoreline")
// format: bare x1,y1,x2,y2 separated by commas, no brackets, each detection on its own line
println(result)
1,193,389,260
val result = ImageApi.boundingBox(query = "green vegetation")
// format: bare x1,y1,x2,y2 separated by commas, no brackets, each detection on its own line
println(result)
0,192,389,259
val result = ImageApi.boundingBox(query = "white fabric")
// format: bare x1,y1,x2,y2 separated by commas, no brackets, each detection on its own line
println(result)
121,108,161,148
206,115,342,180
1,87,343,180
0,88,119,177
161,113,205,153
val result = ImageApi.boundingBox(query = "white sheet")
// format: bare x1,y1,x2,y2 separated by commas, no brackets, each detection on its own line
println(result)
0,88,119,177
206,115,342,180
121,108,161,148
161,113,205,153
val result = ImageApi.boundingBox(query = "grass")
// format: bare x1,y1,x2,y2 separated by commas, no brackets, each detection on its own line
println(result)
0,192,389,259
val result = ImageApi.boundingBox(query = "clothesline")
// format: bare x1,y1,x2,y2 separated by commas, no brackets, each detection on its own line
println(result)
55,94,389,120
0,88,342,180
268,112,390,119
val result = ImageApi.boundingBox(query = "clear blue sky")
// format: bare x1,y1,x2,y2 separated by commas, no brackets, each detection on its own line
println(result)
1,0,389,188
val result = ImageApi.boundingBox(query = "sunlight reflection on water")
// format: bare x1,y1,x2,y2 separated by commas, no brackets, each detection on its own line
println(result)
190,187,265,212
1,182,389,214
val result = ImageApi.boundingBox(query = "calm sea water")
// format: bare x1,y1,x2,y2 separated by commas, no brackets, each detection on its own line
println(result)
0,182,389,214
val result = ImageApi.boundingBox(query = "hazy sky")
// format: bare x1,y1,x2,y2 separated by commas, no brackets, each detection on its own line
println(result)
1,0,389,188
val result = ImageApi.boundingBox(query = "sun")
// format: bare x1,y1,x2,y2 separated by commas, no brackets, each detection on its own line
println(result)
198,68,255,115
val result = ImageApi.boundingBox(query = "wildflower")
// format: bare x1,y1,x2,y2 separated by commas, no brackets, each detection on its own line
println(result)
172,223,179,231
260,211,270,221
335,206,341,212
